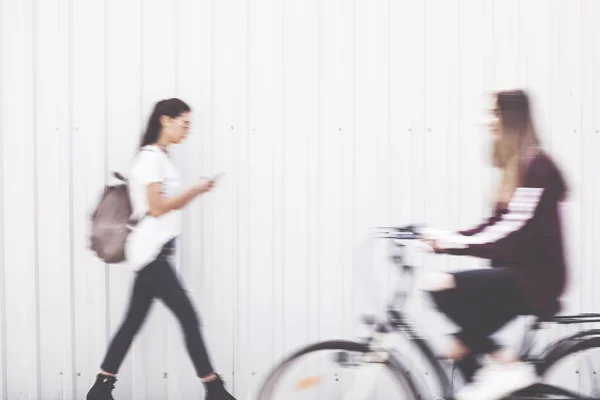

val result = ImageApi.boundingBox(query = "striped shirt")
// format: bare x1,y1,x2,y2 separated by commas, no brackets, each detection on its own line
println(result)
437,150,568,319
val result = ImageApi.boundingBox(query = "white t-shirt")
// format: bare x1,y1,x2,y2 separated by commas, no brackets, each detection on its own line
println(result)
125,144,182,271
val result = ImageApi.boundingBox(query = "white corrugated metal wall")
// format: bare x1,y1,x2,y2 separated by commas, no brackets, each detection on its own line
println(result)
1,0,599,398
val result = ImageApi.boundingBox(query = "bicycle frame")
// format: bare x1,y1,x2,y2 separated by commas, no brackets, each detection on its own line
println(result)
356,230,457,397
357,293,455,398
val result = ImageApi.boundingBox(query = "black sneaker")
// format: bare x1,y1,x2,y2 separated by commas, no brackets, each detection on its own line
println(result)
205,374,236,400
86,373,117,400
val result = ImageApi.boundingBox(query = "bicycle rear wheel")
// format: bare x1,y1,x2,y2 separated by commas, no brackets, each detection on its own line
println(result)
512,326,600,399
256,340,420,400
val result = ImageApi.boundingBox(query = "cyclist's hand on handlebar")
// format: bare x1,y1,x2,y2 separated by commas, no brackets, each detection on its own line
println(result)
421,238,445,253
421,238,438,251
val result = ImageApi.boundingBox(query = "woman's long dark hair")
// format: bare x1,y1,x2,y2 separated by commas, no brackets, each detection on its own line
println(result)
139,98,191,148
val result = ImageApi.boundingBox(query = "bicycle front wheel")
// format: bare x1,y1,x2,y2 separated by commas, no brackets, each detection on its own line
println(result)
256,340,420,400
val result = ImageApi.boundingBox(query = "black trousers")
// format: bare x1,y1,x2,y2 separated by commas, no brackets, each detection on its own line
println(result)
101,240,214,377
428,268,532,380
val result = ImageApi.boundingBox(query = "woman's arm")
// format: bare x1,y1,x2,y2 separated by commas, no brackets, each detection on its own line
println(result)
131,148,217,218
457,214,501,236
435,158,553,260
146,178,215,218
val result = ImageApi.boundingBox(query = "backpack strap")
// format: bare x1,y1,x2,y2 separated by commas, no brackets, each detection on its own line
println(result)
124,145,165,226
113,171,127,182
111,146,159,184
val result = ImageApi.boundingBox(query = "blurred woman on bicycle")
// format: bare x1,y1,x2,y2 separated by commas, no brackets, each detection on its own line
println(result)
422,89,569,400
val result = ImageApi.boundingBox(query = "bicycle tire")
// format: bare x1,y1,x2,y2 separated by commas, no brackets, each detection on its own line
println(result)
255,340,422,400
537,331,600,376
513,332,600,399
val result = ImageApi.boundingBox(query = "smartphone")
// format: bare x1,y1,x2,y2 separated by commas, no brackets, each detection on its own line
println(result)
212,172,227,181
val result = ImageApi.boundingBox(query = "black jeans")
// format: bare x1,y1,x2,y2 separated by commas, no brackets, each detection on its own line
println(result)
101,240,214,377
428,268,532,380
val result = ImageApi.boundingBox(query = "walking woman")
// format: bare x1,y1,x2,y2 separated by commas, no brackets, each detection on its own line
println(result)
87,98,236,400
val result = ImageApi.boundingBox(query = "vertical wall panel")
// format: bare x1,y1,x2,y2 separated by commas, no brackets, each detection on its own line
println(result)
281,0,318,354
245,0,282,396
318,0,354,343
457,0,487,274
2,0,39,399
423,0,457,275
388,0,426,352
36,0,74,397
481,0,495,104
353,0,389,236
177,0,213,396
283,0,309,356
58,0,76,395
305,12,322,353
389,0,416,234
351,0,390,346
581,0,595,315
519,0,551,138
547,0,560,153
105,0,143,398
594,0,600,320
410,0,427,225
271,0,285,369
338,0,356,341
445,0,462,278
210,0,236,386
492,0,520,88
580,0,596,394
71,0,110,397
551,0,583,391
555,0,583,317
231,0,249,394
0,0,5,394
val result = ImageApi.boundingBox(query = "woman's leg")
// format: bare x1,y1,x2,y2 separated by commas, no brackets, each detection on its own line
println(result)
161,277,215,378
454,268,532,352
426,268,539,399
87,268,155,400
425,268,532,380
146,259,236,398
430,268,531,350
146,259,215,377
100,271,155,374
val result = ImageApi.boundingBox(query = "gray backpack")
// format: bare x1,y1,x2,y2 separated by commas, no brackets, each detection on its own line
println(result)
89,171,143,264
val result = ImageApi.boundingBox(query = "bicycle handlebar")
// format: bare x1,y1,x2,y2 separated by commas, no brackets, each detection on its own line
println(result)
375,225,425,241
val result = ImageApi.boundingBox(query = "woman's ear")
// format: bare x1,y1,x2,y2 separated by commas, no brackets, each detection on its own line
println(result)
159,114,170,128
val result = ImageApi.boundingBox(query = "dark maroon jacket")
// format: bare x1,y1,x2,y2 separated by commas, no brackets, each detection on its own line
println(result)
438,151,568,319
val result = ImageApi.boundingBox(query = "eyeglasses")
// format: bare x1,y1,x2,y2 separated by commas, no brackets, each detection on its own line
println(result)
174,119,191,129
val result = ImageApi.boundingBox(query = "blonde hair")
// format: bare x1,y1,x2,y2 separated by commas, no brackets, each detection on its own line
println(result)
492,89,540,205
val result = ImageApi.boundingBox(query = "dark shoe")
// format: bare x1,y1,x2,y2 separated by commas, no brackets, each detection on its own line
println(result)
455,354,481,384
205,374,236,400
86,373,117,400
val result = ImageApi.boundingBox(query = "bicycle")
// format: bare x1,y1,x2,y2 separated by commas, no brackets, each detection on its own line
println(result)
256,225,600,399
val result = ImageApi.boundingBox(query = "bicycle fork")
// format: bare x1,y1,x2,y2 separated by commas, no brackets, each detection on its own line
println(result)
341,332,394,400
